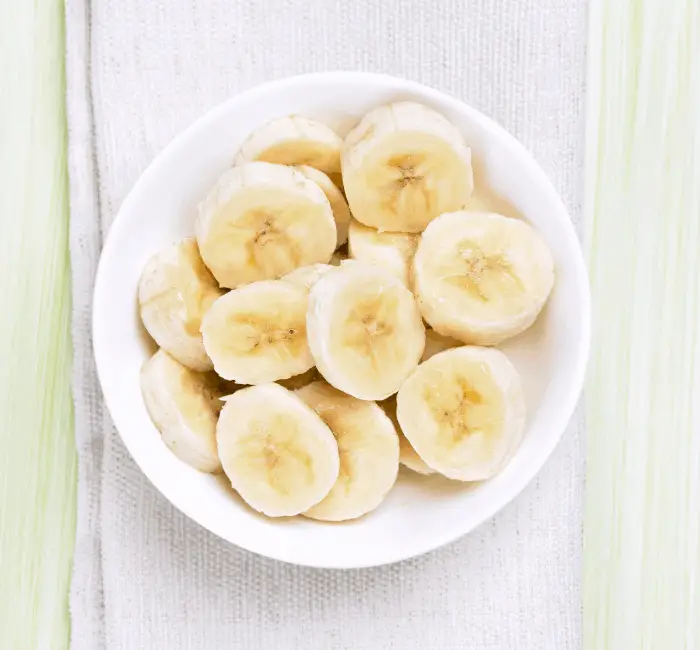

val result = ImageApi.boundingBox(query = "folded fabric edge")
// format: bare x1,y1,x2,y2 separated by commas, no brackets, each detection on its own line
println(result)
65,0,106,648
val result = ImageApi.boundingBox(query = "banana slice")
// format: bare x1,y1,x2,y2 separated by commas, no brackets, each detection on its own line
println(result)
399,433,435,475
235,116,343,187
277,367,321,391
282,263,334,290
196,162,336,288
396,346,526,481
422,329,461,362
140,349,223,473
307,263,425,400
295,165,351,247
342,101,474,233
138,239,223,371
201,280,314,383
216,383,339,517
413,211,555,345
347,219,419,286
296,381,399,521
380,397,435,475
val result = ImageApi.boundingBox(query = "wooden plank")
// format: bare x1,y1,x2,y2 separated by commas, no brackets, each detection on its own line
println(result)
583,0,700,647
0,1,76,648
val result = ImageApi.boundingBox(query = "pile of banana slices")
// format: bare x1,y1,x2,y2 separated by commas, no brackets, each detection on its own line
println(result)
138,101,555,521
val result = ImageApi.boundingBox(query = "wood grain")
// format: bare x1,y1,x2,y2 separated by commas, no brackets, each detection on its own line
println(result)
0,1,76,648
583,0,700,647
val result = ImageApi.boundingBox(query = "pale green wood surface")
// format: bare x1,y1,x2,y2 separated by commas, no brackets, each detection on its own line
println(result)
583,0,700,648
2,0,700,648
0,1,76,649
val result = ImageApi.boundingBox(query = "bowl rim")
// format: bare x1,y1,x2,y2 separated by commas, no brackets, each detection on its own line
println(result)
92,71,591,568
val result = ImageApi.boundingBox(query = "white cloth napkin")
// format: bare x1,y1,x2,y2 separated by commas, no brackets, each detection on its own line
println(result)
66,1,587,648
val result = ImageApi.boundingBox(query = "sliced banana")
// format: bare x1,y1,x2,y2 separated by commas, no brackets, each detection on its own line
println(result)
235,116,343,186
399,433,435,475
380,397,435,475
295,165,351,247
196,162,336,289
138,239,223,371
307,262,425,400
413,211,555,345
422,328,461,362
201,280,314,384
396,346,526,481
296,381,399,521
342,101,474,233
216,383,340,517
277,367,321,391
140,349,223,473
282,263,334,290
347,219,419,286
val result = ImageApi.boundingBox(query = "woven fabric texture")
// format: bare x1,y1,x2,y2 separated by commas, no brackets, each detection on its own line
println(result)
66,1,587,647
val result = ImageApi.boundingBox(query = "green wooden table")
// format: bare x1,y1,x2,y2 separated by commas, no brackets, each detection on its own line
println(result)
1,2,75,649
2,0,699,647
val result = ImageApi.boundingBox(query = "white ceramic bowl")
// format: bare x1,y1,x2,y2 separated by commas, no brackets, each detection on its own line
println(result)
93,72,590,568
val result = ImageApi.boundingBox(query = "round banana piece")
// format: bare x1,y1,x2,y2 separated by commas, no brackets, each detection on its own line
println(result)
422,329,461,362
380,396,435,475
297,381,399,521
282,263,334,290
295,165,351,247
399,434,435,475
196,162,336,288
138,239,223,371
347,219,419,286
201,280,314,384
216,383,340,517
413,211,555,345
397,346,526,481
342,101,474,233
235,116,343,187
307,262,425,400
140,349,223,473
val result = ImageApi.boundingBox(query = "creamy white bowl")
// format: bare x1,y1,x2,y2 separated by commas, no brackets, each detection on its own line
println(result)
93,72,590,568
